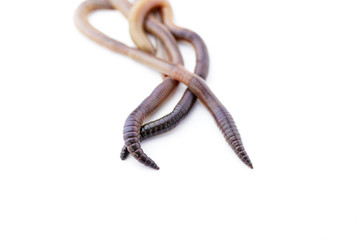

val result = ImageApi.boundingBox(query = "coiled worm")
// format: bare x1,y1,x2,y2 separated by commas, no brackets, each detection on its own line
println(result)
74,0,253,169
119,0,210,160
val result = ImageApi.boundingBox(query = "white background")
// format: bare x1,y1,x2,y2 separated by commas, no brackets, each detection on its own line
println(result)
0,0,359,239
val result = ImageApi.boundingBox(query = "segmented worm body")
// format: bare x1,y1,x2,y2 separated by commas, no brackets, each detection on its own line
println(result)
123,78,177,169
120,0,209,168
120,0,209,160
121,22,185,168
83,1,185,169
74,0,253,169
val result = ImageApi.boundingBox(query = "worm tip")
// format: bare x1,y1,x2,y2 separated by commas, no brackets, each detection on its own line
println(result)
147,160,160,170
152,165,160,170
120,146,129,160
246,161,253,169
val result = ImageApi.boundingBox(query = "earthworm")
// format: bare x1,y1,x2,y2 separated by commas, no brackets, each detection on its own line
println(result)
118,0,209,160
75,0,185,169
120,13,187,169
122,0,251,169
75,0,253,169
116,0,209,167
75,0,206,167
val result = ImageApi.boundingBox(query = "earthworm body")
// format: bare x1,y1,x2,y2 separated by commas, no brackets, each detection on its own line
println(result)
74,0,253,170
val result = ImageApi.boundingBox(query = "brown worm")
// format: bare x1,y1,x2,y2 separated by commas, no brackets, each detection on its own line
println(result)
75,0,253,169
121,11,186,169
76,0,208,166
75,0,185,169
115,0,209,168
118,0,209,160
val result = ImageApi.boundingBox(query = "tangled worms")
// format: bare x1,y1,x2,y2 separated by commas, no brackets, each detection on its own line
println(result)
74,0,253,170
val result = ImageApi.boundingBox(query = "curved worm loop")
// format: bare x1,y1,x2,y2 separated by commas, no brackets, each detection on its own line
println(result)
121,1,210,160
75,0,253,169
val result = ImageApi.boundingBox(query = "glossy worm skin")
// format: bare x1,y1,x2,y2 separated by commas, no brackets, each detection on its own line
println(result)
75,0,253,169
121,2,209,168
188,77,252,168
75,0,186,169
128,0,171,53
123,78,178,169
122,27,184,168
109,0,210,163
120,2,209,160
93,0,203,150
87,0,206,169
